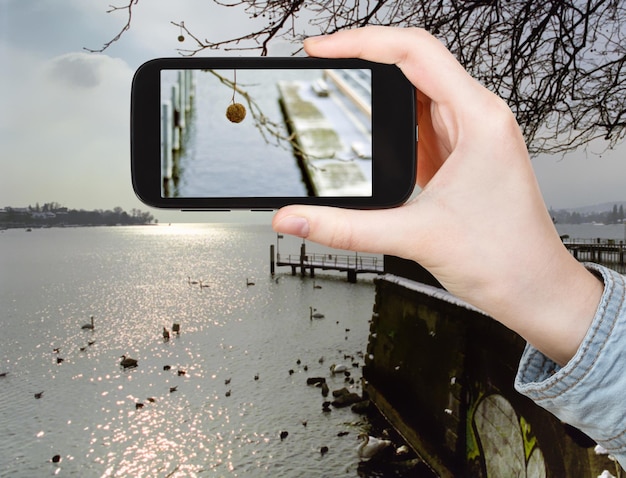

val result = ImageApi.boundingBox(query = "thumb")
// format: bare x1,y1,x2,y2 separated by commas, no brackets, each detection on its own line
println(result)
272,204,423,257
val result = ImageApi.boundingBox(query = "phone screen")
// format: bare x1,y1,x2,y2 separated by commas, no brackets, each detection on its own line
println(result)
160,68,373,199
131,57,415,210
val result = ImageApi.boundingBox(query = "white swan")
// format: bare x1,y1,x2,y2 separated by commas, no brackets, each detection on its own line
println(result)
330,363,348,374
356,433,392,460
81,316,94,330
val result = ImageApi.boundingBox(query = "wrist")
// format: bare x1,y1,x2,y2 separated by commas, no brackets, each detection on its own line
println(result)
489,247,604,366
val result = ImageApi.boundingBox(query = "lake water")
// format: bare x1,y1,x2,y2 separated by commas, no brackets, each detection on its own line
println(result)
0,224,392,477
1,222,622,477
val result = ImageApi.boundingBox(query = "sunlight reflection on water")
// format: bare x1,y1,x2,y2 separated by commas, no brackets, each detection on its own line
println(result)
0,225,384,477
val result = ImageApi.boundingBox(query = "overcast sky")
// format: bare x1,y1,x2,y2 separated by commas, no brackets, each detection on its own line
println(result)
1,1,624,224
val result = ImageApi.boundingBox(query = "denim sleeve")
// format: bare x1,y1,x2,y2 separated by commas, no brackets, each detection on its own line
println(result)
514,263,626,469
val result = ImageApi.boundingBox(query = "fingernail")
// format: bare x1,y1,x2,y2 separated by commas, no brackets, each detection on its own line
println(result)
274,216,310,238
304,35,328,46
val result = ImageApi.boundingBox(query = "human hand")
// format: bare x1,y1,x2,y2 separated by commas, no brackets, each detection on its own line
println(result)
272,27,603,365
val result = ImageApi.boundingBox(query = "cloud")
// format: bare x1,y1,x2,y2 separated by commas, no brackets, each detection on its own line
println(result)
46,53,108,88
0,44,137,209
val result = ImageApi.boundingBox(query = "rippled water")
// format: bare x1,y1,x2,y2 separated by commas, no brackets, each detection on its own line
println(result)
0,224,384,477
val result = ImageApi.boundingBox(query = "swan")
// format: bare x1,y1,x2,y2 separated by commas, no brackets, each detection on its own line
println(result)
81,316,94,330
246,278,255,286
187,276,198,285
199,280,209,289
330,363,348,374
309,307,324,319
356,433,392,460
120,355,138,369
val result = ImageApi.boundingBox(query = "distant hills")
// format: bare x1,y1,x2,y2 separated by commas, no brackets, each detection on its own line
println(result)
558,201,626,214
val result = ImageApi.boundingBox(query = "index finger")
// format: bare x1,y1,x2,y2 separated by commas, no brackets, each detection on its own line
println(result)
304,26,479,107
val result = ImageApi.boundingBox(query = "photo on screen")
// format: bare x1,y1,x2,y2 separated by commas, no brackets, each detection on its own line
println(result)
160,68,372,198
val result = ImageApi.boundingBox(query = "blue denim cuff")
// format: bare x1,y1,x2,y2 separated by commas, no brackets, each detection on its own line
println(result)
514,263,626,467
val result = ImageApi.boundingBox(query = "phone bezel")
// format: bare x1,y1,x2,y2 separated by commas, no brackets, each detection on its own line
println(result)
131,57,416,210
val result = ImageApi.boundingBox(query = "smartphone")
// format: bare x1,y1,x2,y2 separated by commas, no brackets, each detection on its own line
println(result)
131,57,416,210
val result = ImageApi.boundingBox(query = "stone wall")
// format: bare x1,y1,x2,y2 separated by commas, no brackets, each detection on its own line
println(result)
364,270,619,476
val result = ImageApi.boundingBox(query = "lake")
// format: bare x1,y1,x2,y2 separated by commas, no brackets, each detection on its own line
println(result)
1,222,622,477
0,224,389,477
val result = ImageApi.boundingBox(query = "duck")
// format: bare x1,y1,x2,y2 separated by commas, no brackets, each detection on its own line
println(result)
163,327,170,341
246,278,255,286
313,281,322,289
199,280,210,289
187,276,198,286
34,391,44,399
309,307,325,319
81,316,95,330
356,433,392,460
120,355,138,369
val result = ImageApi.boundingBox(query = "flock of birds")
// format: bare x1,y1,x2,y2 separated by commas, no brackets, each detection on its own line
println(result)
0,273,423,473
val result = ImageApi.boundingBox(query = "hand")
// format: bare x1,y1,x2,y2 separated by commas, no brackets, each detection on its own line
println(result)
272,27,603,365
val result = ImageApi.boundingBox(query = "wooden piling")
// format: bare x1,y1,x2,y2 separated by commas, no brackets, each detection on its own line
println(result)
161,70,195,196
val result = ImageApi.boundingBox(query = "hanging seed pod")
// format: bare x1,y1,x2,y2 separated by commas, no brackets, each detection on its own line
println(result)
226,103,246,123
177,35,185,42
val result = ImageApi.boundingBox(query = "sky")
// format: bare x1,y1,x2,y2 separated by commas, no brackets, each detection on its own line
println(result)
0,1,624,224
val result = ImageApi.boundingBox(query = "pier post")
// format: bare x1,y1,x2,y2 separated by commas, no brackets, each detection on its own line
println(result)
270,244,275,276
161,101,173,180
300,243,306,276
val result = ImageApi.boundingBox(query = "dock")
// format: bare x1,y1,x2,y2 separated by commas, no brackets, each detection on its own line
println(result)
269,238,382,283
161,70,196,197
563,238,626,267
277,69,373,197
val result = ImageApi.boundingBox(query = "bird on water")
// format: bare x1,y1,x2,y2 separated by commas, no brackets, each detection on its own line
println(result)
309,307,325,319
120,355,138,369
356,433,392,460
81,315,95,330
330,363,348,374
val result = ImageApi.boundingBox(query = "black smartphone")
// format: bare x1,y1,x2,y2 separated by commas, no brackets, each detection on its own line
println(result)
131,57,416,210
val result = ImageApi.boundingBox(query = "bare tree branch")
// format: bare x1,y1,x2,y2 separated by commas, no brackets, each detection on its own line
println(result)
83,0,139,53
90,0,626,156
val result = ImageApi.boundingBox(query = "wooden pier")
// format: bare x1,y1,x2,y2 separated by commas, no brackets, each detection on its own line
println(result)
161,70,195,197
563,239,626,267
269,239,383,283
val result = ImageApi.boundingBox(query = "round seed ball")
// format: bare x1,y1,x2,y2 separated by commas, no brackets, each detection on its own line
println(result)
177,35,185,42
226,103,246,123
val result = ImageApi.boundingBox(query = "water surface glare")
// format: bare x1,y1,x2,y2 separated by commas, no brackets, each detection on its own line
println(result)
0,224,382,477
